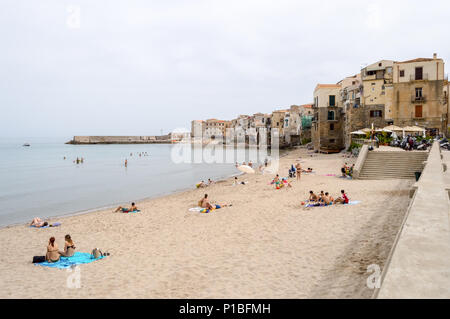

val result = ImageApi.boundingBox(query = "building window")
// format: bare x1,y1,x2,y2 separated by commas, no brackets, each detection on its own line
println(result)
415,87,423,98
329,139,335,143
415,67,423,80
370,110,382,118
415,105,423,118
329,95,335,107
400,70,405,77
330,123,334,130
327,111,335,121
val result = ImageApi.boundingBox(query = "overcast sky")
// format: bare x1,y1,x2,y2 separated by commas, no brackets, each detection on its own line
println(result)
1,0,449,138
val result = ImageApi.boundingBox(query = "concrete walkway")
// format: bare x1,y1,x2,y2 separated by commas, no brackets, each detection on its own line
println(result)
377,141,450,298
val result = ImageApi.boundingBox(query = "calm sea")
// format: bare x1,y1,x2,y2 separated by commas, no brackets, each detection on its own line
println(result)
0,137,253,227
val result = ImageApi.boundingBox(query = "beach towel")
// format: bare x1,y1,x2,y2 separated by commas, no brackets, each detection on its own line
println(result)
35,252,105,269
189,206,220,213
122,210,140,213
304,200,361,208
30,222,61,229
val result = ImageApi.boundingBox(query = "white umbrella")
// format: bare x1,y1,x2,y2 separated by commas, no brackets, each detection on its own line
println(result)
383,125,403,132
237,165,255,174
350,130,366,135
375,128,392,133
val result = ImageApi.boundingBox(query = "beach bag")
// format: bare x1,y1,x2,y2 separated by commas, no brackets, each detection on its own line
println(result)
33,256,46,263
91,248,103,259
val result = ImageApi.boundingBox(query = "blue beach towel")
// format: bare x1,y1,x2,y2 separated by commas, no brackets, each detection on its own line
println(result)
35,252,105,269
304,200,361,208
30,222,61,229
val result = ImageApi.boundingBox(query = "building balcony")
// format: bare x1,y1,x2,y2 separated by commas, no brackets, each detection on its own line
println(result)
411,95,427,103
410,73,429,81
326,102,339,108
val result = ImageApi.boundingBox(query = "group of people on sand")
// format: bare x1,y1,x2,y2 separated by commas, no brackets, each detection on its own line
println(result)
288,163,314,180
271,174,293,189
306,189,349,206
45,235,76,263
196,179,215,188
341,163,355,178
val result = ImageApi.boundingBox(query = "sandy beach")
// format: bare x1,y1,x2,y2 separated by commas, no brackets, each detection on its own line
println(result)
0,148,413,299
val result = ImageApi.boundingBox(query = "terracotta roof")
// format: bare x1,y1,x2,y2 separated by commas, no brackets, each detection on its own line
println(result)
300,104,313,108
396,58,438,64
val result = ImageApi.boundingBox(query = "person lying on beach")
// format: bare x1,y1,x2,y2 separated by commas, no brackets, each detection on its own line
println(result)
59,234,76,257
196,181,207,188
302,168,314,173
114,202,138,213
282,178,292,188
309,190,318,202
46,237,60,263
198,194,231,210
233,177,246,186
30,217,48,228
334,190,349,204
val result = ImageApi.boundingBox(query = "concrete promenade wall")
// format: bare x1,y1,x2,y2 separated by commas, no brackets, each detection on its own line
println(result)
353,144,368,179
376,141,450,298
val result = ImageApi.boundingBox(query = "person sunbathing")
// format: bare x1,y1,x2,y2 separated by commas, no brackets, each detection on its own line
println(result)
309,190,318,202
114,202,138,212
303,168,314,173
199,194,230,210
59,234,76,257
334,190,349,204
30,217,48,228
46,237,60,263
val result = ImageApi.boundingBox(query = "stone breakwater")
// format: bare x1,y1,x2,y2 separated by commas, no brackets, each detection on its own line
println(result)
66,135,172,144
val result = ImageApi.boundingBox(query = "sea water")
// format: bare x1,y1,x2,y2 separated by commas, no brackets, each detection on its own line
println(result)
0,137,260,227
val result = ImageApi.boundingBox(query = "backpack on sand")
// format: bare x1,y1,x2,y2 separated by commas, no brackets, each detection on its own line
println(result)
91,248,103,259
33,256,46,263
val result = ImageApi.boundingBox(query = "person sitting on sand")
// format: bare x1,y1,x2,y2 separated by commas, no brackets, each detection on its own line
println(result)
318,191,325,202
309,190,318,202
341,163,347,177
334,190,349,204
324,192,334,205
59,234,76,257
115,202,138,213
30,217,48,228
46,237,60,263
248,161,253,168
208,178,214,185
199,194,231,210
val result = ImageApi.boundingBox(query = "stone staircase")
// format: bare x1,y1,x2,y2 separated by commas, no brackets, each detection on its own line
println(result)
358,151,429,180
